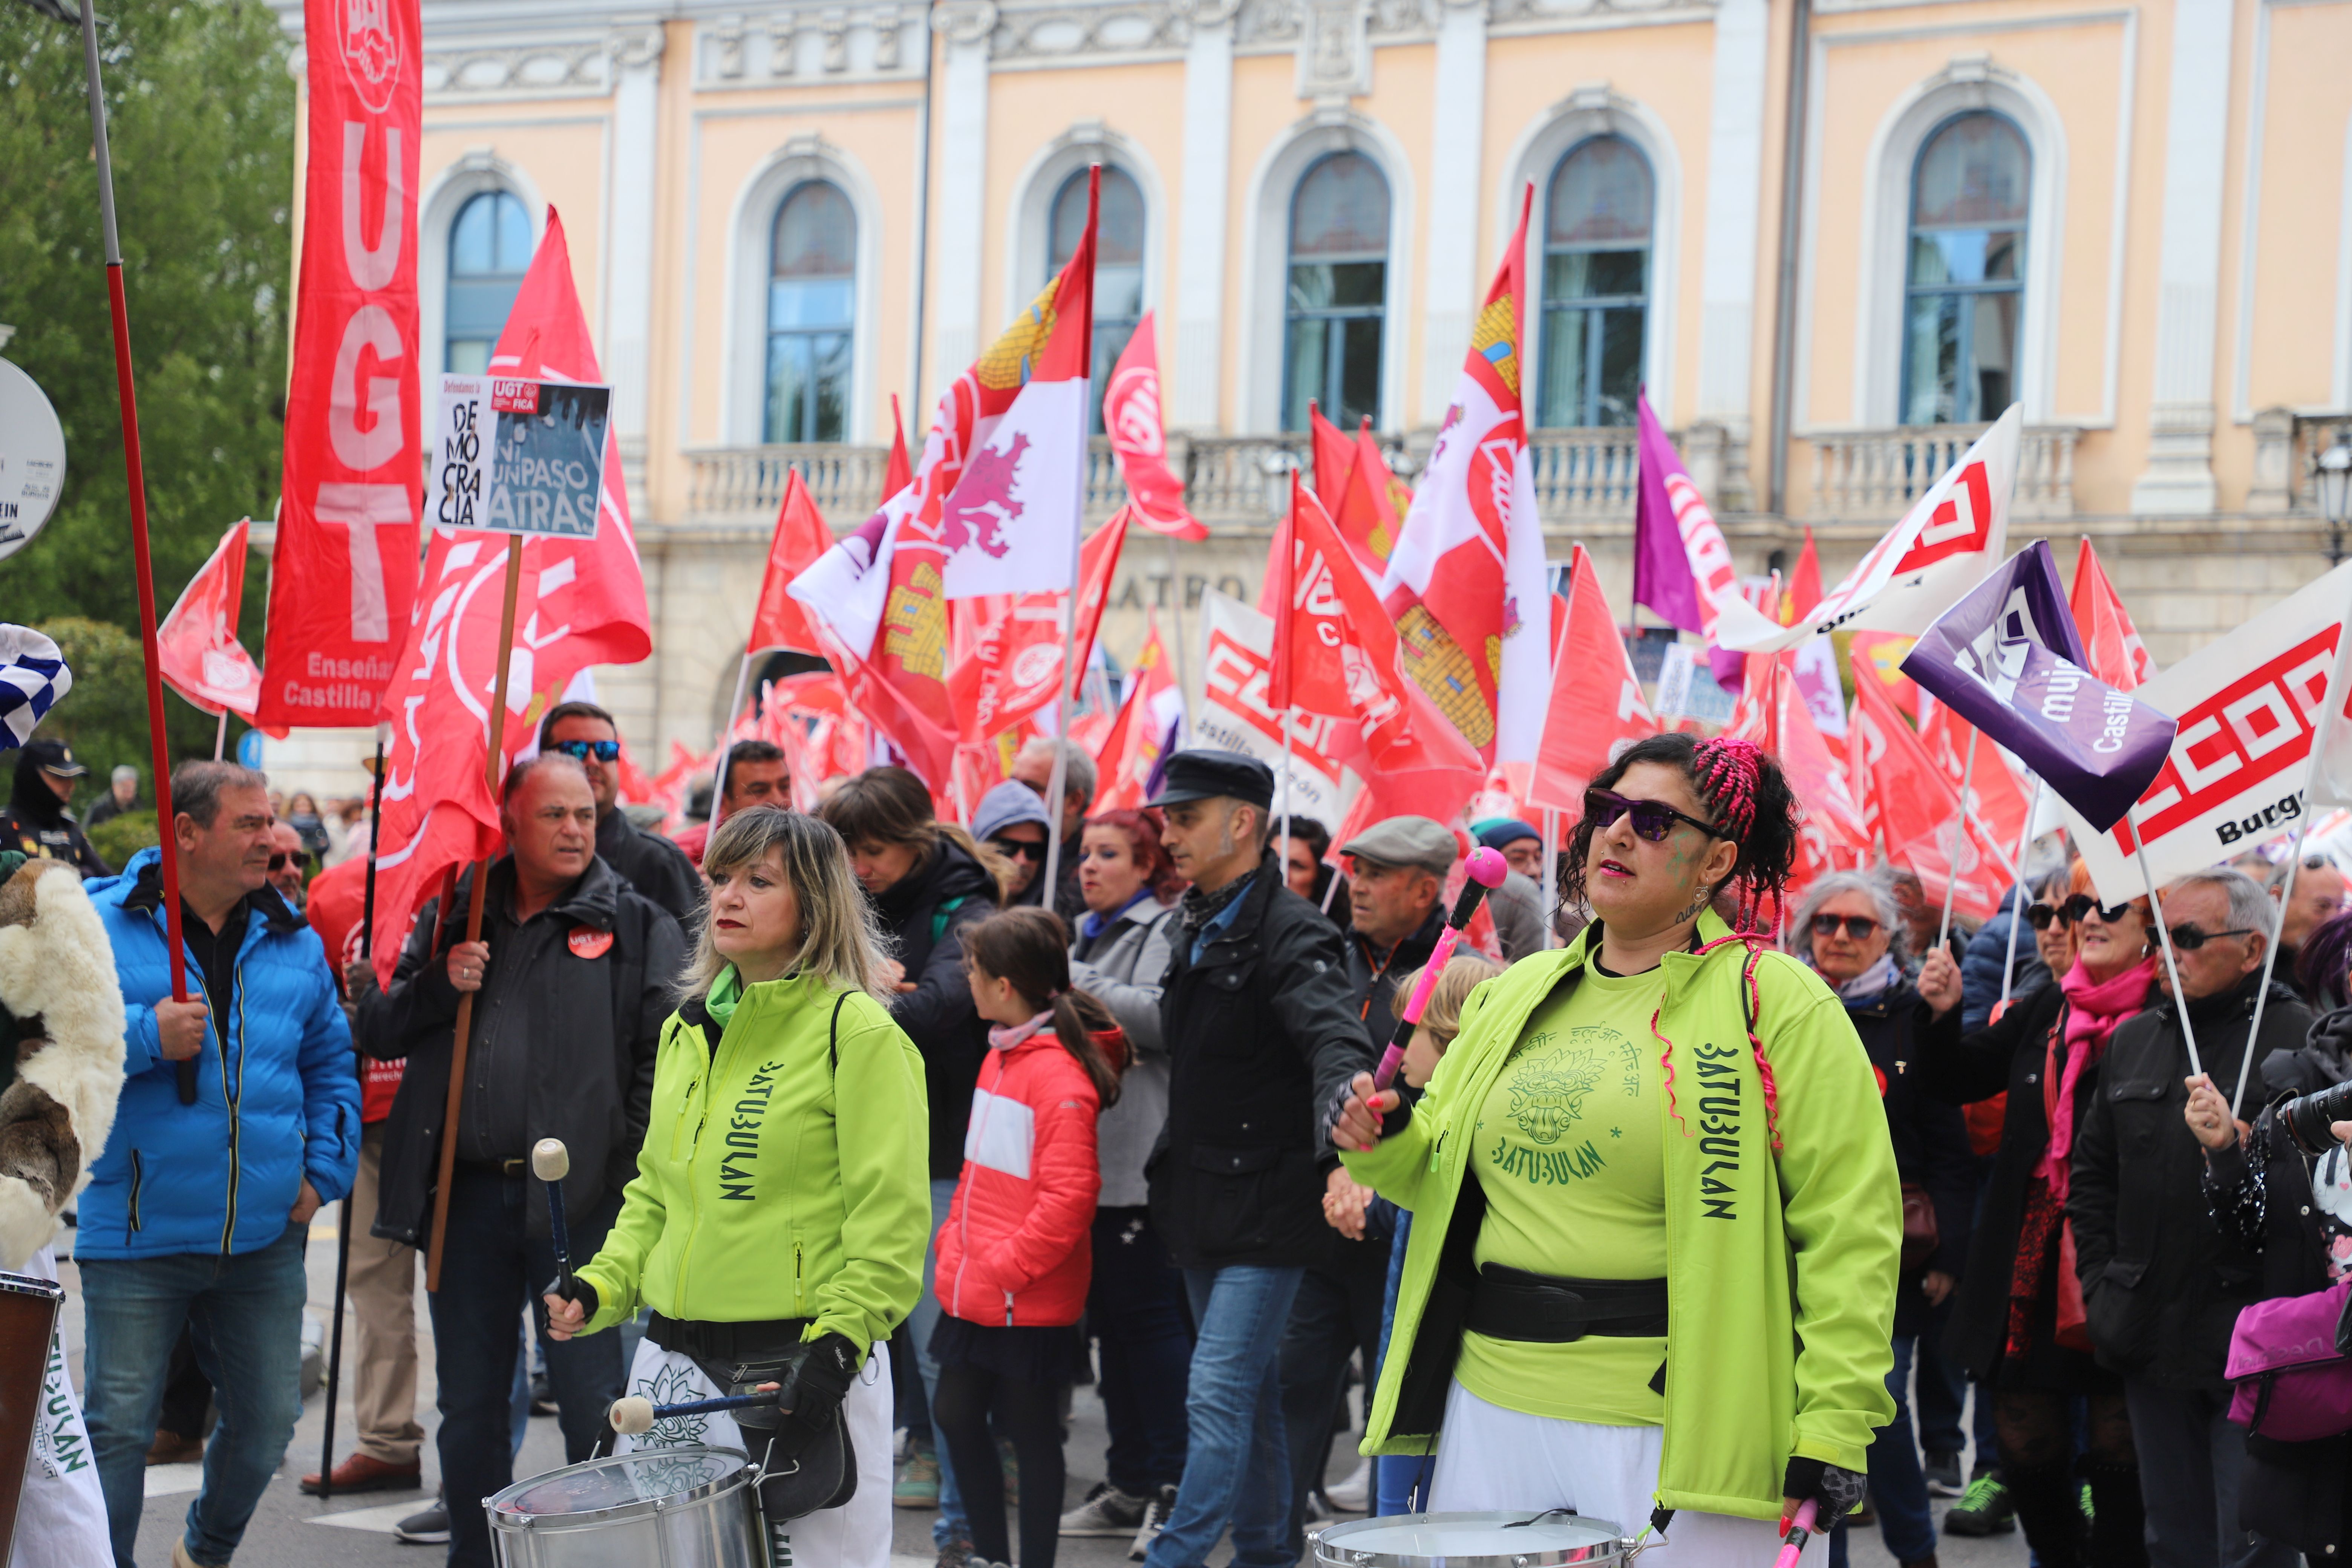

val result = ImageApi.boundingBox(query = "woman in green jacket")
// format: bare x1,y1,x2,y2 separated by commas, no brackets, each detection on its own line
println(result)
1330,735,1902,1563
545,805,931,1568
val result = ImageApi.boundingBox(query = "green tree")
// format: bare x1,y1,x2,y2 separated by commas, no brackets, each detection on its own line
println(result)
32,617,222,802
0,0,291,641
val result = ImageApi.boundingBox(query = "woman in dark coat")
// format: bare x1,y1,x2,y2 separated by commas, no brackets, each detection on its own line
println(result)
1914,859,2156,1568
1790,872,1976,1568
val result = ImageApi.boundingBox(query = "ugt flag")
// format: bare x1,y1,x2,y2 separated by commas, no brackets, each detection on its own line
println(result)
1718,405,2023,654
1902,541,2176,833
1101,311,1205,541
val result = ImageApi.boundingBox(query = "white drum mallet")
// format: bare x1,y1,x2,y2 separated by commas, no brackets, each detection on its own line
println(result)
608,1387,787,1435
531,1138,577,1303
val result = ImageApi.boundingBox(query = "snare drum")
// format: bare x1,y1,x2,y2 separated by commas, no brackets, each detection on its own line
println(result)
486,1446,763,1568
0,1270,66,1565
1314,1511,1638,1568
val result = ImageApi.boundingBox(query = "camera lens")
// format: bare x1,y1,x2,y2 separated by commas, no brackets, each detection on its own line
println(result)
2278,1077,2352,1156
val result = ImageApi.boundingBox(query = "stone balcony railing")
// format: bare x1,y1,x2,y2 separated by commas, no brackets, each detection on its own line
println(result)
1805,423,2080,521
2249,409,2352,514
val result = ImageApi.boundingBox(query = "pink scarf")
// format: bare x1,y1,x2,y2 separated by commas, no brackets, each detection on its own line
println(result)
987,1010,1055,1052
2043,956,2157,1200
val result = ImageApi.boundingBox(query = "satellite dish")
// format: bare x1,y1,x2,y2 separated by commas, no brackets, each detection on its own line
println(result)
0,360,66,564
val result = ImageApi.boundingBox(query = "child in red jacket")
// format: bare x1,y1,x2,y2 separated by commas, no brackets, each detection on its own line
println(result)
936,908,1125,1568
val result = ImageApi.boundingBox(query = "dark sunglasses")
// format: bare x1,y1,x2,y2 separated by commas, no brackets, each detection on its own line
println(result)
2061,893,2134,925
552,738,622,763
2167,923,2256,952
2024,903,2063,930
1584,787,1724,844
1810,913,1880,941
267,852,294,872
989,836,1044,863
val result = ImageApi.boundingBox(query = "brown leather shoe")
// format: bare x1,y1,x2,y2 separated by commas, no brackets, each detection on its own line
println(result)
145,1430,204,1466
300,1450,423,1495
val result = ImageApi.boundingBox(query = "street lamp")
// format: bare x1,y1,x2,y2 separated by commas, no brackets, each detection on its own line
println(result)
2319,435,2352,566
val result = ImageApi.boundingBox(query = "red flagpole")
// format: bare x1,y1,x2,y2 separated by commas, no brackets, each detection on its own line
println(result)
77,0,193,1096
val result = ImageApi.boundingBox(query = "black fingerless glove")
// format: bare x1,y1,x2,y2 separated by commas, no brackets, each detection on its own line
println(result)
1781,1457,1868,1522
1325,1078,1410,1147
542,1275,598,1320
781,1332,862,1430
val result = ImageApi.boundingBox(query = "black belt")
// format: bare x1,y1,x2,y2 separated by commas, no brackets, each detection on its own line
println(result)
1465,1265,1669,1343
648,1313,813,1367
456,1157,528,1178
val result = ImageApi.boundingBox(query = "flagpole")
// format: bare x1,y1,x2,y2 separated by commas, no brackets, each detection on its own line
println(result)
710,649,753,827
1998,779,2041,1011
78,0,193,1099
427,541,526,1291
1540,807,1560,950
1935,726,1980,956
2129,808,2203,1079
212,711,228,762
1163,530,1193,746
1277,716,1295,873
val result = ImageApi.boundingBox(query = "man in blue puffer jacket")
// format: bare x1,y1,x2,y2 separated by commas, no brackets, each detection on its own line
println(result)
77,761,360,1568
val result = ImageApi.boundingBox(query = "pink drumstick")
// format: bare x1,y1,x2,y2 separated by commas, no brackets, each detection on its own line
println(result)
1774,1499,1820,1568
1369,847,1510,1091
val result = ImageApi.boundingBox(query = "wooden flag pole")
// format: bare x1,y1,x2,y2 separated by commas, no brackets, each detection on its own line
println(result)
426,543,527,1291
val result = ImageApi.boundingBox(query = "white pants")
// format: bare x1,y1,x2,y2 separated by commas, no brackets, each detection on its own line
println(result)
9,1247,110,1568
616,1334,894,1568
1427,1382,1826,1568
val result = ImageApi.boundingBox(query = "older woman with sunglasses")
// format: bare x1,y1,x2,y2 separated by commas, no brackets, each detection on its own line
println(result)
1788,874,1974,1568
1329,734,1901,1561
1911,858,2157,1568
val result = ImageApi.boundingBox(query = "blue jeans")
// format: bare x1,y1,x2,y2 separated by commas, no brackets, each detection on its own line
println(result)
1090,1206,1193,1494
1143,1266,1303,1568
427,1167,625,1568
80,1222,310,1568
1372,1211,1430,1516
909,1174,969,1544
1829,1335,1937,1568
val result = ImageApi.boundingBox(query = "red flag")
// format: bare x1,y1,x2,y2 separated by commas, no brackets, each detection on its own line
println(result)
1265,478,1351,721
1102,311,1206,541
1748,652,1868,889
1307,401,1357,520
884,394,913,503
1917,693,2032,862
256,0,423,727
158,520,278,731
1781,527,1823,626
747,468,833,657
1849,646,2004,922
1529,545,1655,811
1850,630,1922,721
1095,617,1182,812
368,209,653,978
2069,537,2155,691
947,507,1131,744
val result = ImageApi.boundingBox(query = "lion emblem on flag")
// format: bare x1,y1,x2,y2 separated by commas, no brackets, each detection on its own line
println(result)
941,434,1028,560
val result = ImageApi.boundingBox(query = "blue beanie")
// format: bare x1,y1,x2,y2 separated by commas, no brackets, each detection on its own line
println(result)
1475,818,1541,853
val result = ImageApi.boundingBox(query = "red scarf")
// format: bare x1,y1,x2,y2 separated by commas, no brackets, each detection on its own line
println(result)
2043,956,2156,1202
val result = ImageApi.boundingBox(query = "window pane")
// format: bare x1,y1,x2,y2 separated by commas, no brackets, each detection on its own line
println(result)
1288,262,1336,314
1545,248,1646,302
1970,292,2018,419
1547,138,1653,246
447,337,493,376
494,194,533,271
450,194,495,276
1052,166,1145,268
1095,261,1144,323
1596,306,1644,427
1290,153,1390,259
1901,294,1963,425
811,332,850,443
774,182,855,279
769,277,854,331
1913,114,2029,227
1338,316,1383,429
1283,317,1332,430
1538,307,1591,428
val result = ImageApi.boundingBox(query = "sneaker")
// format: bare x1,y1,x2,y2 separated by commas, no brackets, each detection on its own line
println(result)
1942,1472,2017,1537
1128,1483,1176,1562
1324,1457,1372,1513
529,1370,557,1417
1923,1450,1964,1498
393,1501,451,1545
1062,1481,1150,1537
936,1529,974,1568
895,1449,941,1509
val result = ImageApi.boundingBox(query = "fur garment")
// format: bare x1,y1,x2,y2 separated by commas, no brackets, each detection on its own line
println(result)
0,862,127,1268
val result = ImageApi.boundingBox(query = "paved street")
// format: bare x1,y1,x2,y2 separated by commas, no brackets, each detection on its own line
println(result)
44,1209,2027,1568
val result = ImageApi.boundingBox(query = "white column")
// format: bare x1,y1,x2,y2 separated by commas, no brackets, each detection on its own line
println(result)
1171,0,1238,430
1694,0,1767,432
931,3,997,379
2131,0,2235,515
1420,0,1487,426
604,25,665,444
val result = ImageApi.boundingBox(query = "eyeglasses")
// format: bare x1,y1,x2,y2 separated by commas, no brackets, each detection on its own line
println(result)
2061,893,2134,925
1583,787,1724,844
2024,904,2064,930
2167,924,2256,952
267,852,293,872
1810,913,1880,941
552,739,621,763
989,837,1044,863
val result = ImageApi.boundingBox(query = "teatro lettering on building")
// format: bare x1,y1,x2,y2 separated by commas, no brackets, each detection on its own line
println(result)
262,0,2352,787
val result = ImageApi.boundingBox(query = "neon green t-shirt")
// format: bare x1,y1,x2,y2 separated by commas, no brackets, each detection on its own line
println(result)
1457,963,1668,1426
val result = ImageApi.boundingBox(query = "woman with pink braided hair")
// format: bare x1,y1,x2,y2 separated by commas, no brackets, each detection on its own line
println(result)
1329,732,1904,1565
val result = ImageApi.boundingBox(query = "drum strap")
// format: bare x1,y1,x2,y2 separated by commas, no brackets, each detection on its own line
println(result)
1464,1265,1669,1342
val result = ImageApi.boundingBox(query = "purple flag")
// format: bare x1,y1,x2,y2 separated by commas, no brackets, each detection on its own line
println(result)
1900,540,2177,833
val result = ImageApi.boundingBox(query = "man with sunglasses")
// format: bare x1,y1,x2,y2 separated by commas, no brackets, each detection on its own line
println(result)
539,701,701,928
268,821,311,911
2068,868,2312,1568
973,780,1053,904
2267,855,2347,1008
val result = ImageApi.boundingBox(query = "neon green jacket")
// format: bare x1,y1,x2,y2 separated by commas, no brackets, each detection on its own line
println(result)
1342,911,1901,1521
574,973,931,1357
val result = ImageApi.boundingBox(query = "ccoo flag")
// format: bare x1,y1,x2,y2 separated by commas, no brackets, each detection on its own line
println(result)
1900,541,2176,833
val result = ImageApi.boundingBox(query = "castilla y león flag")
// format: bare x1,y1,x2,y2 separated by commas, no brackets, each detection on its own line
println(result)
258,0,423,728
368,208,652,978
1380,185,1548,766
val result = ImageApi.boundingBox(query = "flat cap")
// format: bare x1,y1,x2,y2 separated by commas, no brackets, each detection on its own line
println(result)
1147,749,1274,811
1342,816,1458,876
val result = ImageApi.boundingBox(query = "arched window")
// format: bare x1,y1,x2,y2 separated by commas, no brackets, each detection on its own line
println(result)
1902,113,2028,425
1049,165,1145,434
766,181,856,444
446,191,532,374
1282,152,1389,432
1536,137,1651,428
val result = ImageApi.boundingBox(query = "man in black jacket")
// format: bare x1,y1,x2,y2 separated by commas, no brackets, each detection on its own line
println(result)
356,753,683,1568
2069,868,2311,1568
1,737,109,876
539,700,703,928
1144,751,1374,1568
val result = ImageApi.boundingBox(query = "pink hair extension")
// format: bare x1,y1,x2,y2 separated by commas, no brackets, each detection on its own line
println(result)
1692,737,1764,841
1651,1004,1689,1136
1689,933,1787,1150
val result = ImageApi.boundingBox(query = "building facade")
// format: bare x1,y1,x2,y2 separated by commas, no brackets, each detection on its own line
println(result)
265,0,2352,787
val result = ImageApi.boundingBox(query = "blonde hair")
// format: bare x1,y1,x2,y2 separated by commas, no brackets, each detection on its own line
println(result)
677,806,896,1006
1387,953,1507,1046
